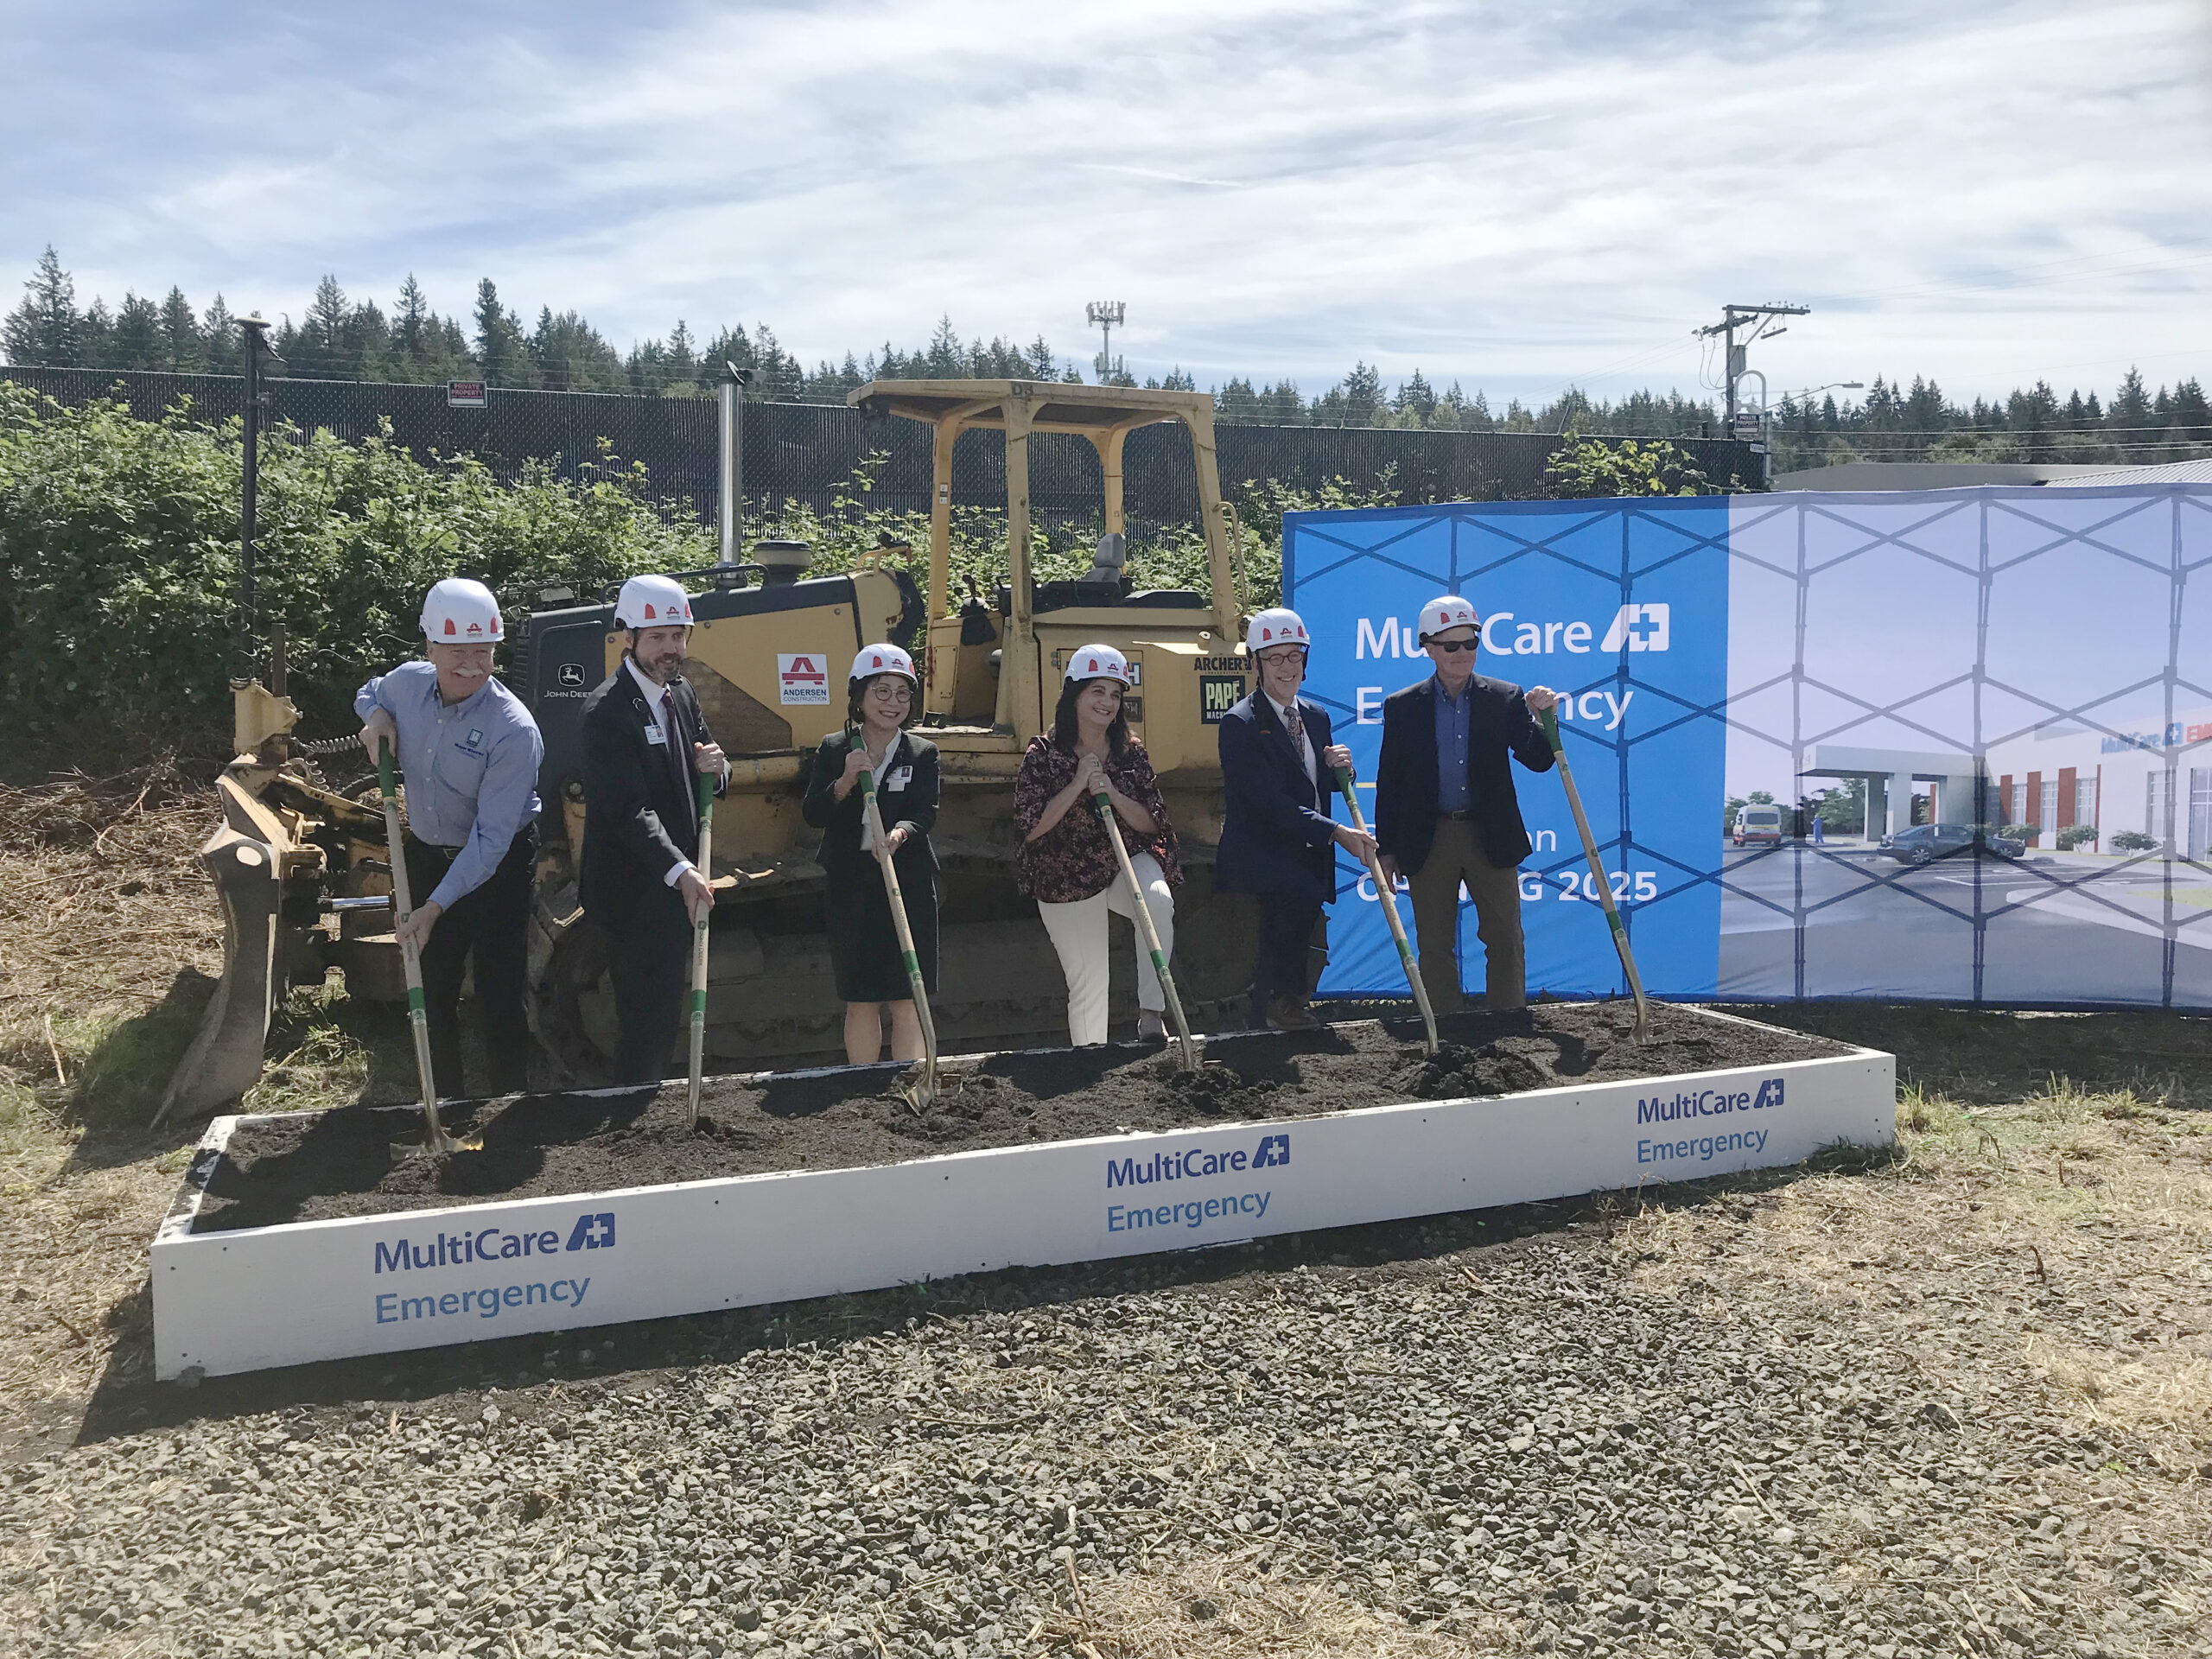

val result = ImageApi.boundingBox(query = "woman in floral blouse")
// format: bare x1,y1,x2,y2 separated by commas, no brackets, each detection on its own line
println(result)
1014,645,1182,1046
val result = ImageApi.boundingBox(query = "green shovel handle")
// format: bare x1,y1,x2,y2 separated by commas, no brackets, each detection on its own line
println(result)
377,735,397,797
1539,703,1564,754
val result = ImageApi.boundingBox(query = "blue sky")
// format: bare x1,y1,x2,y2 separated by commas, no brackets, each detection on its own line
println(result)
5,0,2210,404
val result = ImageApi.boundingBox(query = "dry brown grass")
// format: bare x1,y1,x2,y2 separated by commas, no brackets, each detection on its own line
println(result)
1045,1552,1473,1657
1614,1073,2212,1455
0,765,223,1443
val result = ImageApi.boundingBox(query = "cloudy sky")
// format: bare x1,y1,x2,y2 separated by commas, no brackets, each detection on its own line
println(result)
5,0,2210,405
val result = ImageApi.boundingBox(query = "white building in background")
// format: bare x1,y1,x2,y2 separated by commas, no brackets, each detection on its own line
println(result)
1986,709,2212,857
1798,709,2212,855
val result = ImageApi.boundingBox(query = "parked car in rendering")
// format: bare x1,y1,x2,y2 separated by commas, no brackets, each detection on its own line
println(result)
1732,805,1785,847
1878,823,2026,865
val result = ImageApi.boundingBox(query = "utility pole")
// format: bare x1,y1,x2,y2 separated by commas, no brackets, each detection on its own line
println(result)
1085,300,1125,383
1694,302,1808,435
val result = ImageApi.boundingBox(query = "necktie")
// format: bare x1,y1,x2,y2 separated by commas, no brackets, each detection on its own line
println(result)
661,689,692,829
1282,701,1306,771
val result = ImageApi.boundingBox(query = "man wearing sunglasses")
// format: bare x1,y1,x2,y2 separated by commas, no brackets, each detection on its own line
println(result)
1374,595,1559,1014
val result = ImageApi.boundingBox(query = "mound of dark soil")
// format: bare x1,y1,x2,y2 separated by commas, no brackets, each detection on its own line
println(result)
191,1003,1857,1232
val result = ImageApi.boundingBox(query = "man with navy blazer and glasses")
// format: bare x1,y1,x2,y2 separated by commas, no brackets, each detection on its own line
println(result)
1214,607,1377,1030
1374,594,1559,1014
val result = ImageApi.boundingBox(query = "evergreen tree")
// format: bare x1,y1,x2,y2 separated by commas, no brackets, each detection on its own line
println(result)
3,245,84,366
79,298,115,367
2169,378,2210,443
303,274,349,374
925,315,962,378
1395,367,1435,425
158,286,202,370
394,275,432,372
530,306,624,391
110,291,163,368
348,298,392,381
663,320,701,394
472,278,535,387
201,294,238,371
2109,368,2152,434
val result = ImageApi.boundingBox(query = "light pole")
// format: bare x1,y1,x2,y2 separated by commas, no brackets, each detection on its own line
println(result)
1085,301,1124,383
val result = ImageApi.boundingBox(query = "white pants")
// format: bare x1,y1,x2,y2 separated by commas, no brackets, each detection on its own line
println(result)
1037,854,1175,1046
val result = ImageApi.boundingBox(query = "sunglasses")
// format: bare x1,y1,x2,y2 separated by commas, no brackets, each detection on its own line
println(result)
1427,637,1480,654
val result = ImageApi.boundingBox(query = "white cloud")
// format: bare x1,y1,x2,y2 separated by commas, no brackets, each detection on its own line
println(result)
3,0,2208,403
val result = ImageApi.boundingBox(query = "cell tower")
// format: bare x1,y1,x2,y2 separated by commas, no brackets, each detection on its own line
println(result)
1086,301,1125,383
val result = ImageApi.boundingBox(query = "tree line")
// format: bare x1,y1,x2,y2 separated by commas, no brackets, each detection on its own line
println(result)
1766,372,2211,468
5,247,2204,457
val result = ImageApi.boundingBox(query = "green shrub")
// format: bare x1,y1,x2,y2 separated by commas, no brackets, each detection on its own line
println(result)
2108,829,2159,853
0,385,1412,772
1541,432,1724,499
0,381,711,766
2054,823,2098,850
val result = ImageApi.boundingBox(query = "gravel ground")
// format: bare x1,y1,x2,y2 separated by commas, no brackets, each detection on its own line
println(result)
5,1032,2212,1659
7,784,2212,1659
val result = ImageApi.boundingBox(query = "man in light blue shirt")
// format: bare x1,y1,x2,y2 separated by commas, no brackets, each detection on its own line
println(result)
356,578,544,1096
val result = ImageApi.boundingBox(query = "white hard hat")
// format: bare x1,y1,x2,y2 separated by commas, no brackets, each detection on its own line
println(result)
1064,643,1132,686
849,642,918,686
1245,607,1310,655
614,574,696,631
1417,594,1479,641
421,577,503,644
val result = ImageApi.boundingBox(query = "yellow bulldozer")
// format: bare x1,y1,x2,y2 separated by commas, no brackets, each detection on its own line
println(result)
162,380,1272,1119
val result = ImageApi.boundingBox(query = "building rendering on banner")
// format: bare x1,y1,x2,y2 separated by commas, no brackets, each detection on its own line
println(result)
1802,712,2212,855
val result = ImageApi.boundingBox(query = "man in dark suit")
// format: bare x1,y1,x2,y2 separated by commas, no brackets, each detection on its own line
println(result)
1375,594,1559,1014
580,575,728,1082
1216,607,1376,1029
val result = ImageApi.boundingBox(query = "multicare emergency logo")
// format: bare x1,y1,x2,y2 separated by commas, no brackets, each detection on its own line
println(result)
368,1211,613,1327
1635,1077,1786,1167
1104,1133,1289,1235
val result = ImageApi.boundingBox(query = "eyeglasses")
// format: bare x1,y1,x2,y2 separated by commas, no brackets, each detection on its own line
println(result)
1427,638,1480,654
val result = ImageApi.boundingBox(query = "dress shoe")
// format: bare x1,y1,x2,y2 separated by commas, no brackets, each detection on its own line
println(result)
1136,1009,1168,1044
1267,994,1321,1032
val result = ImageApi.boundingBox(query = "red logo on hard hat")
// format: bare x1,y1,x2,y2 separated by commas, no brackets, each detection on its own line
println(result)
443,619,456,636
490,616,501,635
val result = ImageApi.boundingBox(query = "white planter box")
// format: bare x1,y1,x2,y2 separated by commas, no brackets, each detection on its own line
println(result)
152,1011,1893,1380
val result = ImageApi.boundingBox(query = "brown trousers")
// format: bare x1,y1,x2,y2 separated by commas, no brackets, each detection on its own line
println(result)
1405,817,1527,1013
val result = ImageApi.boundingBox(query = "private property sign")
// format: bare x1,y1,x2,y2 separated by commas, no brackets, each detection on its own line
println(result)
149,1014,1893,1379
447,380,487,409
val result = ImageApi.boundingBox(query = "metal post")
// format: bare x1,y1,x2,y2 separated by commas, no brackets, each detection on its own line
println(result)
717,362,750,566
235,318,266,688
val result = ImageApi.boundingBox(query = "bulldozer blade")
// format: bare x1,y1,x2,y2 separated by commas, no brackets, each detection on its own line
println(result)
155,820,283,1128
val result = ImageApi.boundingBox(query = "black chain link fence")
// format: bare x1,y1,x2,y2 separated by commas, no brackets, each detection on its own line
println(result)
2,365,1762,525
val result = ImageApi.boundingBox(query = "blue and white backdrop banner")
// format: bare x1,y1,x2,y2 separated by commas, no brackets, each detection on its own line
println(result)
1283,485,2212,1009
